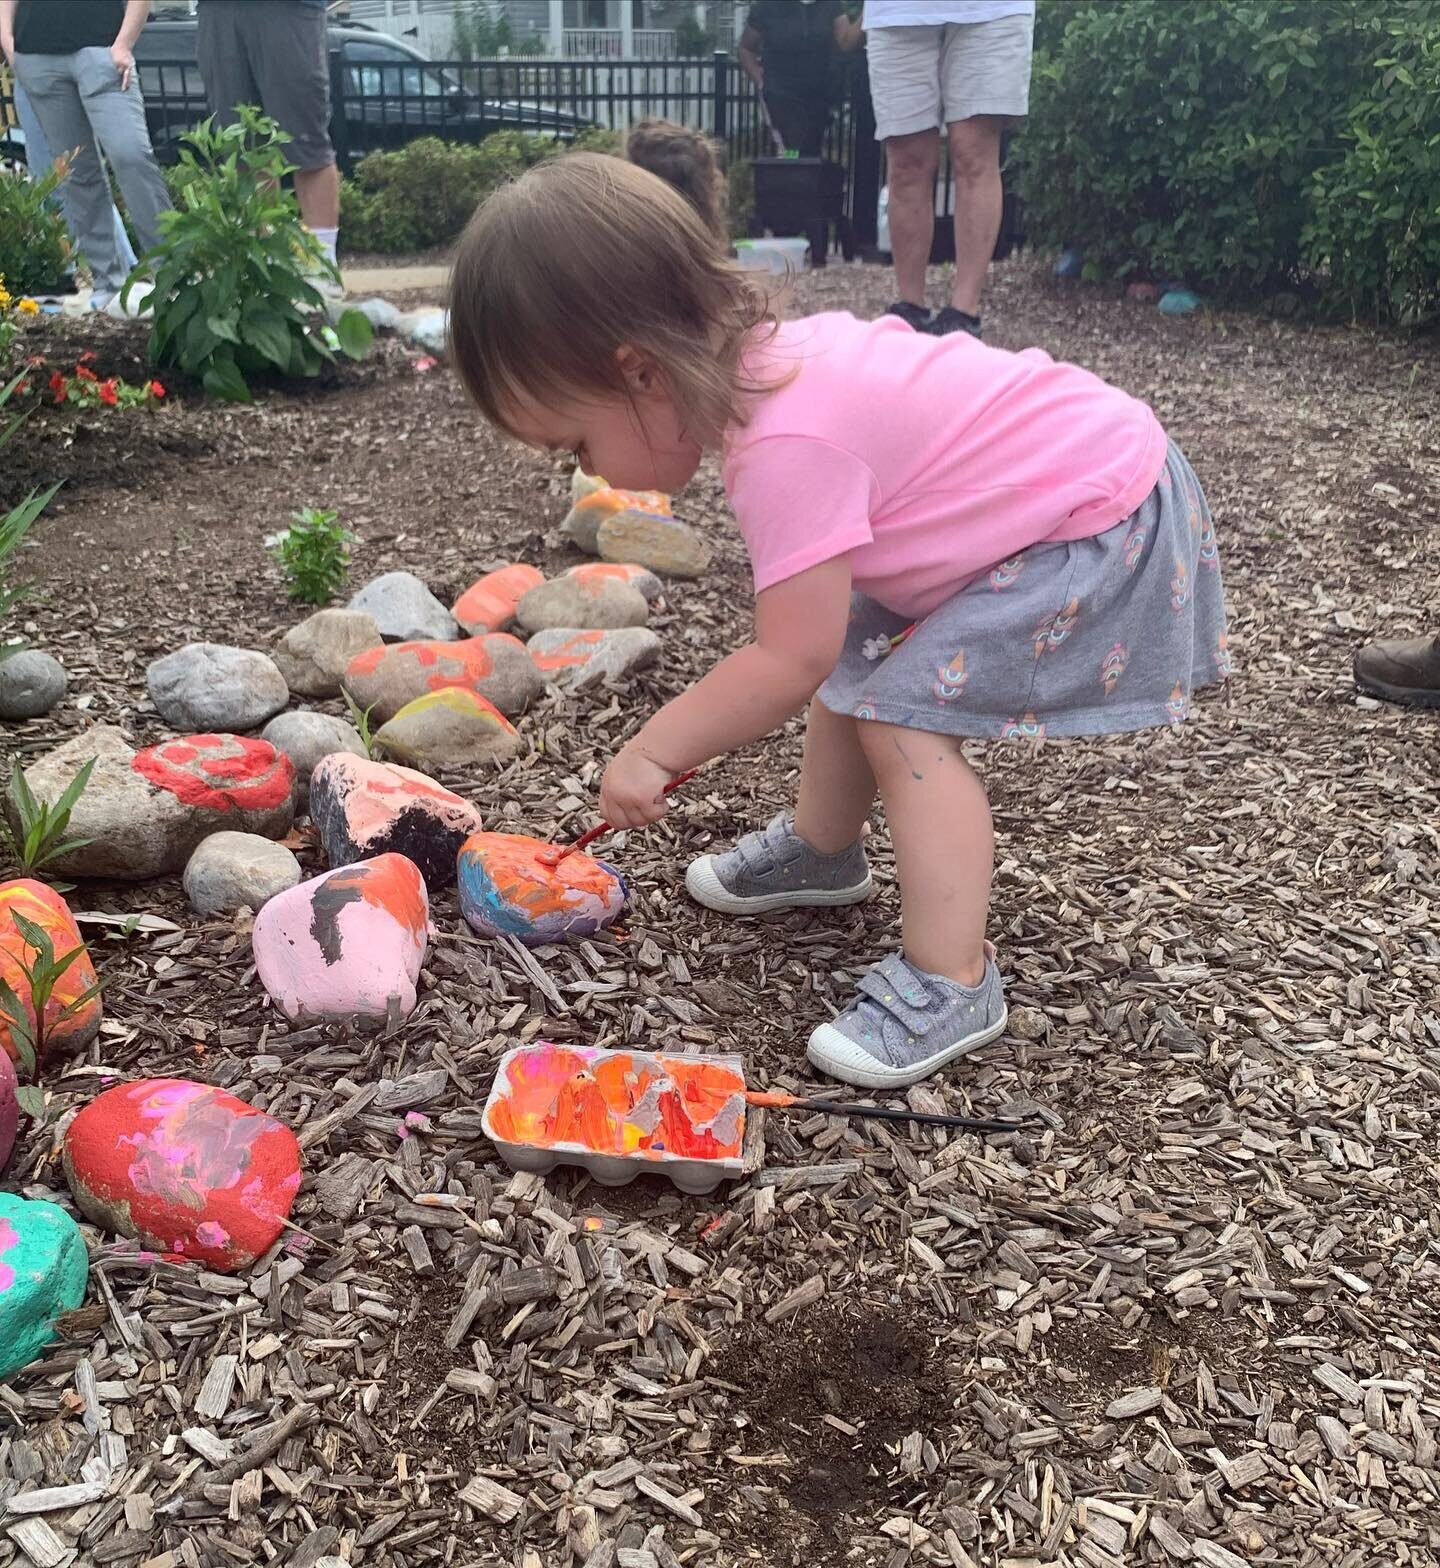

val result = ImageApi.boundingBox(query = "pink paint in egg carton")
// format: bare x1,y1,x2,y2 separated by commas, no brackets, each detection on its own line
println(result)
481,1042,747,1196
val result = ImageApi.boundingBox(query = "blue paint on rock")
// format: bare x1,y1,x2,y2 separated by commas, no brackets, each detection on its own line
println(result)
0,1190,89,1380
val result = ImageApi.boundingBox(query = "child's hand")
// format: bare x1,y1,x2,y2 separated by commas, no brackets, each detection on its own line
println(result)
599,746,675,830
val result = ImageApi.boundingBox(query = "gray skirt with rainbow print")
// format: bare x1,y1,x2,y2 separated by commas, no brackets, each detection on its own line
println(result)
816,440,1230,740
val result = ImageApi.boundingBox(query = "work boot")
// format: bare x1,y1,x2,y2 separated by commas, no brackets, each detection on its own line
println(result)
1353,631,1440,708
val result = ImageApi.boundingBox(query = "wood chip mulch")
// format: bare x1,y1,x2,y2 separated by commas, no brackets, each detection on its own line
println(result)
1,256,1438,1568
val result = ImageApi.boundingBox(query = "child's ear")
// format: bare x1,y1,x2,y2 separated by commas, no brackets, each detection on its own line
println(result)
615,346,658,395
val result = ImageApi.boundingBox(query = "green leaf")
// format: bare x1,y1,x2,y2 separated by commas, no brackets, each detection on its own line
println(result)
333,309,375,361
14,1085,45,1119
242,307,297,371
202,358,253,403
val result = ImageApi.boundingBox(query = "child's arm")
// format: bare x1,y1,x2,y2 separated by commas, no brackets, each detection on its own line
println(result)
599,557,853,827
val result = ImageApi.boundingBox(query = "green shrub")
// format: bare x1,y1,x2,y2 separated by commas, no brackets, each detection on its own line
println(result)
1019,0,1440,319
268,506,355,604
340,130,619,254
0,163,71,295
1304,16,1440,323
138,108,373,401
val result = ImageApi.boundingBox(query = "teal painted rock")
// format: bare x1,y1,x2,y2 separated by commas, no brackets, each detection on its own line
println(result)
0,1191,88,1379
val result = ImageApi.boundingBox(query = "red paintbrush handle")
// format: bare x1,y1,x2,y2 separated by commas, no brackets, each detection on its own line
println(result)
557,768,700,860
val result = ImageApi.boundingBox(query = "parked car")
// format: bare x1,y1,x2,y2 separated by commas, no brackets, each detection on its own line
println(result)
129,19,589,164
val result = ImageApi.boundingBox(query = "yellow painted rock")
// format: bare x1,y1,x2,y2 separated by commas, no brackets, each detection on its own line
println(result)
374,688,520,770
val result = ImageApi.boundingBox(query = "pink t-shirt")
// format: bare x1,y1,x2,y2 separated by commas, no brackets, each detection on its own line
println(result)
722,312,1168,618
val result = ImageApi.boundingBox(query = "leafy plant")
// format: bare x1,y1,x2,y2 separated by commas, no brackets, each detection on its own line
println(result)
452,0,511,59
268,505,355,604
135,108,373,402
0,912,102,1120
673,15,716,56
0,162,71,296
1,757,95,879
1,369,62,661
41,352,166,412
343,691,379,758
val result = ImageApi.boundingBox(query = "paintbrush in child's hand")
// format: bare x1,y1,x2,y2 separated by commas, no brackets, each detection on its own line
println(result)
538,768,700,867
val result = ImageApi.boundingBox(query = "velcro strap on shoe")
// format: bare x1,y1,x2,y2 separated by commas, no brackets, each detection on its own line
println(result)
855,955,935,1035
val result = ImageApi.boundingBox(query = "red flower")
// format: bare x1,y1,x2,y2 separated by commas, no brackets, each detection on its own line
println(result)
75,364,98,383
16,379,30,396
78,350,97,364
49,370,68,403
148,380,166,399
98,379,120,407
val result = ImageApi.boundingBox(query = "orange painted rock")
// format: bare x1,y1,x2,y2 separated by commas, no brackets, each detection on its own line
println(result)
516,574,649,633
309,754,481,888
561,486,672,554
0,880,100,1065
457,832,626,946
527,628,661,690
62,1079,301,1272
252,854,429,1023
342,635,543,722
452,565,545,635
564,561,664,604
373,688,520,770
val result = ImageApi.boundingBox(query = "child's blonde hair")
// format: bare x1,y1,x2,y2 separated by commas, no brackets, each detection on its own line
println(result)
623,118,728,245
449,153,776,447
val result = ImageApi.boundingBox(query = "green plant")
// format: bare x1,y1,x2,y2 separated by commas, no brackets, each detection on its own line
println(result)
343,691,379,757
0,370,62,661
0,912,102,1119
268,505,355,604
137,108,374,401
0,162,71,296
453,0,512,59
673,15,716,55
1,757,95,879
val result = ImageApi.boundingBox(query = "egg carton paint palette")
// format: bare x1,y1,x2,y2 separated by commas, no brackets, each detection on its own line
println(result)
482,1043,748,1195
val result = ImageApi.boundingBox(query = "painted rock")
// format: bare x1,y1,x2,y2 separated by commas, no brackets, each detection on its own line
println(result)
565,560,664,605
0,1050,17,1172
374,688,520,771
516,575,649,634
252,854,428,1023
597,512,711,579
272,608,383,699
342,634,543,722
458,833,626,946
309,754,481,888
146,643,290,732
452,564,545,635
0,648,67,720
1125,281,1160,302
6,729,297,880
0,880,101,1064
561,486,671,555
62,1079,302,1272
571,467,609,504
347,571,458,643
261,710,367,795
527,627,661,691
1159,288,1202,315
0,1191,89,1380
183,832,302,916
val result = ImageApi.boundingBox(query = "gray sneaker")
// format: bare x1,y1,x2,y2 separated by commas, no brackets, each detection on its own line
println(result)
685,813,872,915
807,945,1007,1088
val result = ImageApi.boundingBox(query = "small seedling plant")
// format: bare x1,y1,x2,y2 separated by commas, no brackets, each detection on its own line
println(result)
0,912,102,1121
268,506,355,604
1,757,95,883
343,691,379,757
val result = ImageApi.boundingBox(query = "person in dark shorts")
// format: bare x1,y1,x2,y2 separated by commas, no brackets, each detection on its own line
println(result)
196,0,340,278
739,0,862,157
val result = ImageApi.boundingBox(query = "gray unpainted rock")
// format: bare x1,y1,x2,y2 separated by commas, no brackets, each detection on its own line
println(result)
146,644,289,731
347,572,458,643
0,649,66,720
261,711,367,791
338,296,401,332
272,608,383,699
407,308,449,355
527,627,662,691
516,576,649,634
183,831,302,915
596,513,711,578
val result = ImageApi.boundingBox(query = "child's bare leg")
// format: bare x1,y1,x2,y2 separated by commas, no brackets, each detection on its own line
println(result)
857,720,992,987
794,700,876,853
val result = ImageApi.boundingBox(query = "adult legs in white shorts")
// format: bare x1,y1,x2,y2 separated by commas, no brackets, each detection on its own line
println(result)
867,16,1034,328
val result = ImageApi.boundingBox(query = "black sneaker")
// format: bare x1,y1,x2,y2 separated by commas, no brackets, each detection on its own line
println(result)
884,300,933,332
929,306,983,338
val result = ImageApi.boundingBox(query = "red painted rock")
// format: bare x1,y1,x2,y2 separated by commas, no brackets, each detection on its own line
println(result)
0,880,100,1065
452,564,545,635
527,627,662,691
561,486,672,554
252,854,429,1024
308,754,482,888
62,1079,302,1272
565,561,664,605
342,635,544,722
0,1051,18,1172
5,728,296,880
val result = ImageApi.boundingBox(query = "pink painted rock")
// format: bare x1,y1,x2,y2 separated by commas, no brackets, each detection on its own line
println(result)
341,635,544,722
62,1079,302,1272
0,880,101,1065
453,565,545,635
0,1051,17,1172
5,727,296,880
308,754,481,888
252,854,429,1024
565,561,664,605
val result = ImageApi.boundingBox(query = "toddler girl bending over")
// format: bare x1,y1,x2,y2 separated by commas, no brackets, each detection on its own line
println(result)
449,155,1229,1089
